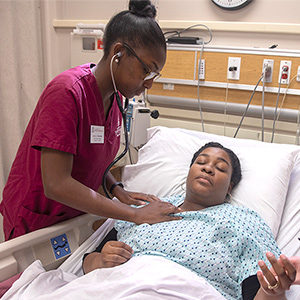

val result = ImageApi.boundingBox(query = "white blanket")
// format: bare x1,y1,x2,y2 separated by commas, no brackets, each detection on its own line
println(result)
3,256,226,300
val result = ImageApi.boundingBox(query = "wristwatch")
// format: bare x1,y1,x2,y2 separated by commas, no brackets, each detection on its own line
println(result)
109,182,124,194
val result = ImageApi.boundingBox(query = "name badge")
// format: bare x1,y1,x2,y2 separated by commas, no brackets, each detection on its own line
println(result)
90,125,104,144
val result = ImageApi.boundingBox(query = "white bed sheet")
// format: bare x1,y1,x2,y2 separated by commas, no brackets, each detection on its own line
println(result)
3,223,300,300
2,212,300,299
3,256,227,300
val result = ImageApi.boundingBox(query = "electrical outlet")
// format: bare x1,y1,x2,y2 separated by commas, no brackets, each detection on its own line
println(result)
198,59,205,80
262,59,274,83
163,83,174,90
227,57,241,80
278,60,292,84
297,66,300,82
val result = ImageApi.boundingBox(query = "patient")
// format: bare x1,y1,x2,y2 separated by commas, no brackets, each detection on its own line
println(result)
83,142,297,300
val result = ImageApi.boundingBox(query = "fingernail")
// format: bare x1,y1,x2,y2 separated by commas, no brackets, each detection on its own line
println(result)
258,260,264,267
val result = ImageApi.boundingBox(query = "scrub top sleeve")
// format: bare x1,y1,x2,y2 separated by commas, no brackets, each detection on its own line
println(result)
31,84,79,155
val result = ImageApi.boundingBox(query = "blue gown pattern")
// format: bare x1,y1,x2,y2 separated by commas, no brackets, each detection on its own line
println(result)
115,195,281,300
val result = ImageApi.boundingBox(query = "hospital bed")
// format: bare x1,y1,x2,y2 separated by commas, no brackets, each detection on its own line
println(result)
1,126,300,299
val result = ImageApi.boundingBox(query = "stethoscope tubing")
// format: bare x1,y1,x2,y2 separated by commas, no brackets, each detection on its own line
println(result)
101,93,129,199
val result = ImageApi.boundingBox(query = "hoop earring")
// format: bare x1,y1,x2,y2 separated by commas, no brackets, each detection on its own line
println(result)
180,181,186,192
225,193,232,203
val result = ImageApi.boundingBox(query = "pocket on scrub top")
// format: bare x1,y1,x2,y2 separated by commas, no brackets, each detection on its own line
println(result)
18,205,68,233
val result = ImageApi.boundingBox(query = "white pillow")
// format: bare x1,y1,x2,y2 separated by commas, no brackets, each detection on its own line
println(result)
123,126,300,237
276,152,300,256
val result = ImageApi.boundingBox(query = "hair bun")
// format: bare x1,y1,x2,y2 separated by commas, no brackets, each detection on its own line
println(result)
129,0,157,18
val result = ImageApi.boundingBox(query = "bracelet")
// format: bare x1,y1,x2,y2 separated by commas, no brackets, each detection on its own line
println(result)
109,182,124,194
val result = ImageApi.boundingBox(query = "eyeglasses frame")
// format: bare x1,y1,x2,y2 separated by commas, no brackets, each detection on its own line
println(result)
122,43,162,81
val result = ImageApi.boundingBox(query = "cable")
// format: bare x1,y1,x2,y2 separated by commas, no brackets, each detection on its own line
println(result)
261,66,266,142
165,23,213,45
165,24,212,132
128,127,134,165
270,68,285,143
196,40,205,132
297,105,300,146
270,74,297,143
275,75,297,123
163,30,180,37
224,78,229,136
233,75,263,138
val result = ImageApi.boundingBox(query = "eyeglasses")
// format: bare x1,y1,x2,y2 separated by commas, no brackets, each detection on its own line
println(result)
123,43,162,81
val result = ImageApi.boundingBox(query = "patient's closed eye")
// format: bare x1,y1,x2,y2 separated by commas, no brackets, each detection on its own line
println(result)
216,163,228,172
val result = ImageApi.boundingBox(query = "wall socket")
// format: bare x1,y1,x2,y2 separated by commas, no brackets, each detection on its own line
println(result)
198,59,205,80
163,83,174,90
227,57,241,80
278,60,292,84
262,59,274,83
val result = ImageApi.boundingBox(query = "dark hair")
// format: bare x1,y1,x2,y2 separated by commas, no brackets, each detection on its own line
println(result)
190,142,242,188
102,0,166,59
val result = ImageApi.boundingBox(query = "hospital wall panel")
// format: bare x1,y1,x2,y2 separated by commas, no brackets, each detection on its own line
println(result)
148,105,299,145
146,45,300,144
149,83,300,110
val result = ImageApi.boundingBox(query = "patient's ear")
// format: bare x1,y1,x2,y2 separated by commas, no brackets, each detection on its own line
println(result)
227,182,234,194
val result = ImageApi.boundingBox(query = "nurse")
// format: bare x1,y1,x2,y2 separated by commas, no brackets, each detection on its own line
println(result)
0,0,181,240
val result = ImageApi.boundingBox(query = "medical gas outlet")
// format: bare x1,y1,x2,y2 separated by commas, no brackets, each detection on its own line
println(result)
262,59,274,83
278,60,292,85
227,57,241,80
198,59,205,80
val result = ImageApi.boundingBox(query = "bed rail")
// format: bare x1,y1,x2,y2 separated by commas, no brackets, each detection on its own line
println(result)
0,214,103,282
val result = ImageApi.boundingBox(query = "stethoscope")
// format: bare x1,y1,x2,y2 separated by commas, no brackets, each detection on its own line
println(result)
101,52,129,199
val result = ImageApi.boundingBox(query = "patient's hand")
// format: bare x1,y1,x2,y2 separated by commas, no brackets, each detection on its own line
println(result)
255,252,296,299
288,256,300,285
83,241,133,274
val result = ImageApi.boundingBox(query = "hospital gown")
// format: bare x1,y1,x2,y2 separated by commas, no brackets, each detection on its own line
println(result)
115,195,281,300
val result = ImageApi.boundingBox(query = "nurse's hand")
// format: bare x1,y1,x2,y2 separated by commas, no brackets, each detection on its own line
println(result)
83,241,133,273
133,201,182,225
113,188,161,206
112,187,182,224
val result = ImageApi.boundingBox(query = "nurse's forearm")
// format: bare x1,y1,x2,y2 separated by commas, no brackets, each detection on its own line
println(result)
41,147,136,222
41,148,181,224
44,175,137,222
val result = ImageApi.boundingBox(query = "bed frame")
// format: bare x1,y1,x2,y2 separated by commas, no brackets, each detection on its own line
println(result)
0,214,103,282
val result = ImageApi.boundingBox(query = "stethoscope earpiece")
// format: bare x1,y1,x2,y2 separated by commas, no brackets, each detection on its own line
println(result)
114,52,121,63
